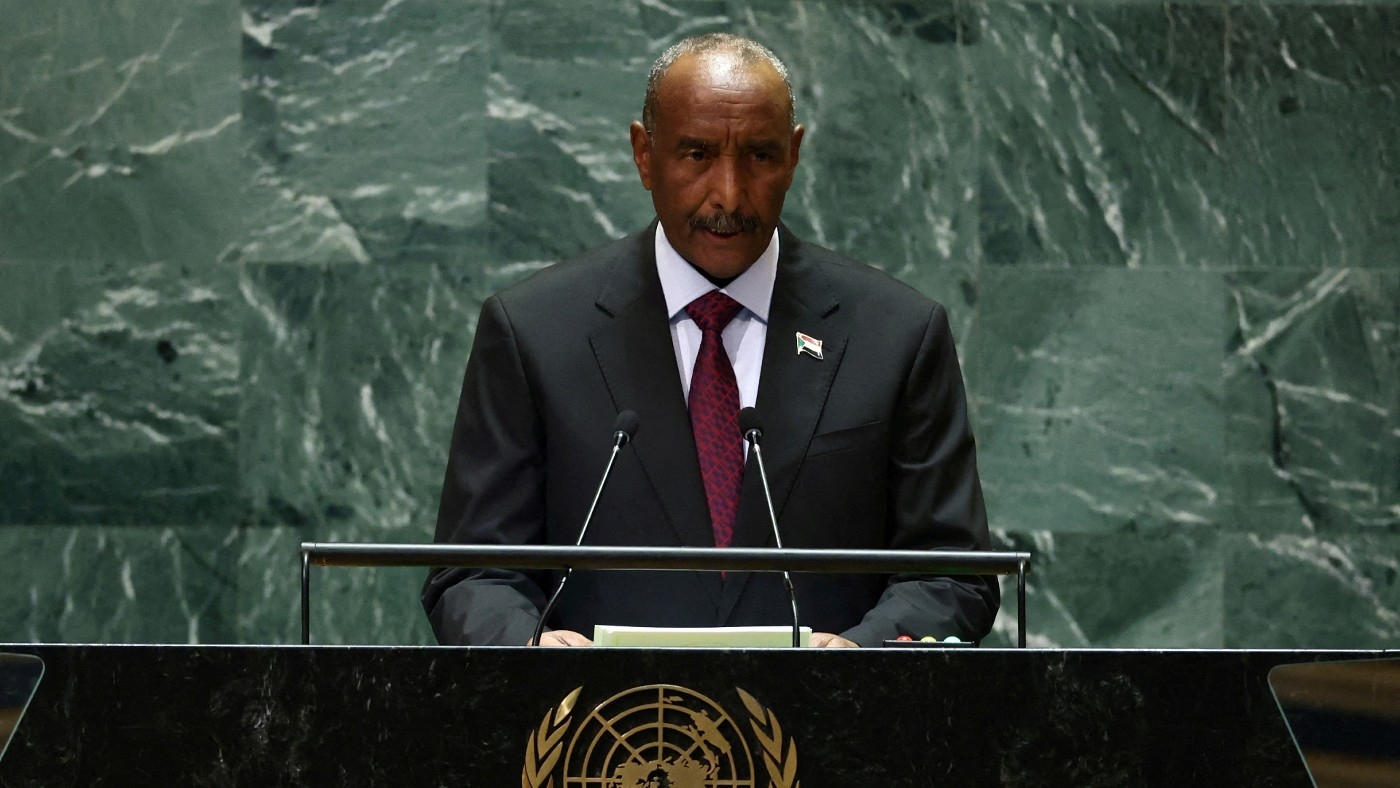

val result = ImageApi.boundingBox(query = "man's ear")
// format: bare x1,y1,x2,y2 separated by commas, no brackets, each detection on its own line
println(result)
629,121,654,191
784,124,805,187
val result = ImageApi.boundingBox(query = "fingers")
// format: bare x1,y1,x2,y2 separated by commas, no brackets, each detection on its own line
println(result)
530,629,595,647
808,632,859,648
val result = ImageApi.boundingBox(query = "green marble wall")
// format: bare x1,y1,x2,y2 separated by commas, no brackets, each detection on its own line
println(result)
1,0,1395,647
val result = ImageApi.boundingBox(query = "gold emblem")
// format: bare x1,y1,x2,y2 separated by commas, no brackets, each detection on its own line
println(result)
522,684,799,788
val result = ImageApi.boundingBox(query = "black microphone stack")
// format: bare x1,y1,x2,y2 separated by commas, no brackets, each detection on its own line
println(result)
739,407,801,648
531,410,639,647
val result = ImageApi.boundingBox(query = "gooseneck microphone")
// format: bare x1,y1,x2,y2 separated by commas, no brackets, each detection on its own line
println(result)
739,407,801,648
531,409,639,647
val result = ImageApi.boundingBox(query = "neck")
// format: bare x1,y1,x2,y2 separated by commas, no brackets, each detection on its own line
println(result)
686,259,741,289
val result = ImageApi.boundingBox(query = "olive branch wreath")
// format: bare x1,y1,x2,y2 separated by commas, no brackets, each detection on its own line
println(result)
521,686,798,788
521,686,582,788
737,688,800,788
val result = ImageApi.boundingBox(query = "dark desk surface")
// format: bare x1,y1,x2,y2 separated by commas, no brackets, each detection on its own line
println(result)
0,646,1382,786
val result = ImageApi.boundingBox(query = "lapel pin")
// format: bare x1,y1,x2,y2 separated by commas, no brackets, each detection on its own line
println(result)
795,331,824,360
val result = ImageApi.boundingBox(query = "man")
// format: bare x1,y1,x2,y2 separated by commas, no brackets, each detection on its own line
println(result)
422,34,998,647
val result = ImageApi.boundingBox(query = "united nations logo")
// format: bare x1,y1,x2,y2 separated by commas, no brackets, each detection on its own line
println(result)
521,684,799,788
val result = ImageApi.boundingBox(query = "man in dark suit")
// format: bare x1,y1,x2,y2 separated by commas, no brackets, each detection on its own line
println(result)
422,33,998,647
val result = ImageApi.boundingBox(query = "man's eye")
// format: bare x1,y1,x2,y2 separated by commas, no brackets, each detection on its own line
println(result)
685,150,707,161
753,151,772,162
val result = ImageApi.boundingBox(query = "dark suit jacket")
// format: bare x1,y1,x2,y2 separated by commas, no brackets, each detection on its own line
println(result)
422,224,999,646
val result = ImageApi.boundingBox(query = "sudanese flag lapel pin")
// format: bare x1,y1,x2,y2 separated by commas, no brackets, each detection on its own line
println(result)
795,331,824,360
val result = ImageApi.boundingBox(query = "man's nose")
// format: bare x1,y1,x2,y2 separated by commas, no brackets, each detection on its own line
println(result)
707,156,743,212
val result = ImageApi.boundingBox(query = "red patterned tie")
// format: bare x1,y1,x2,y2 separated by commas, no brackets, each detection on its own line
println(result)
686,291,744,548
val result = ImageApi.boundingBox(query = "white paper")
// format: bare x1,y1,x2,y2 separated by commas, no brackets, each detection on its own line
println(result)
593,624,812,648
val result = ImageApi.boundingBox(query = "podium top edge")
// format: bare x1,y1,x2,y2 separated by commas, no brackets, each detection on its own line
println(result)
297,543,1032,574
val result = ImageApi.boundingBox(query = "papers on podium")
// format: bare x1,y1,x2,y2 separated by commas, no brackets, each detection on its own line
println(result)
593,625,812,648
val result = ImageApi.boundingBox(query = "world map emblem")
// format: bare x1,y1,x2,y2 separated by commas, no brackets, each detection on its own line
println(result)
521,684,800,788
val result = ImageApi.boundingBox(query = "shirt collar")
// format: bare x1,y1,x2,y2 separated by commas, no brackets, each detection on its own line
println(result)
655,224,778,323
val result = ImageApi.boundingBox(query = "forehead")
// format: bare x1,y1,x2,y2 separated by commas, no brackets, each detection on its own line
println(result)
654,53,790,131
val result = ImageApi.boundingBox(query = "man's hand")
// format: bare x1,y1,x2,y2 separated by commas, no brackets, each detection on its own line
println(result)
528,629,594,647
809,632,859,648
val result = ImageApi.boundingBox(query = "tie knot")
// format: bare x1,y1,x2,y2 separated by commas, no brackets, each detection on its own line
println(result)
685,291,743,332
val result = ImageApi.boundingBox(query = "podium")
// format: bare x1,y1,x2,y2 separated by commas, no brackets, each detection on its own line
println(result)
0,644,1357,784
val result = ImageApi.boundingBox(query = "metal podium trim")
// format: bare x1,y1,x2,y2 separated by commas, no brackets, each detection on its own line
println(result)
298,543,1032,647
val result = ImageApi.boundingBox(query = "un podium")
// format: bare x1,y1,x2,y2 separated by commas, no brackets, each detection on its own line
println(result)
0,545,1355,784
0,645,1361,784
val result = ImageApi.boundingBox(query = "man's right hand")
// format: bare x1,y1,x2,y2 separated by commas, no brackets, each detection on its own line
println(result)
529,630,594,647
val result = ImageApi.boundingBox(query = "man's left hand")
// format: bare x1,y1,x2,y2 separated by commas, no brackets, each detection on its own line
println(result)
809,632,859,648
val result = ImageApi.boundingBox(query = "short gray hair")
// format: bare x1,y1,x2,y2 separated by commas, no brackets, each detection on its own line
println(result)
641,33,796,134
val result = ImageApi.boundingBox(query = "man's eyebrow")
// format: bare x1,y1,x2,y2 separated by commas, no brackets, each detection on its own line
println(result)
675,136,715,149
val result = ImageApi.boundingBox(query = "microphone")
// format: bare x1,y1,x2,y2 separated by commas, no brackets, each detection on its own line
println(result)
612,409,639,449
531,410,639,646
739,407,800,648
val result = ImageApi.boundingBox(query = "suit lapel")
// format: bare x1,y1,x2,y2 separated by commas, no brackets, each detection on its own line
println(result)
719,230,847,622
588,229,723,608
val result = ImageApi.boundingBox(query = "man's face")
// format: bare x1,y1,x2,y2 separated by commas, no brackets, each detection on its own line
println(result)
630,54,804,280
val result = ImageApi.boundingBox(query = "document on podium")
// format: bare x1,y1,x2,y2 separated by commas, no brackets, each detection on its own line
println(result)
593,625,812,648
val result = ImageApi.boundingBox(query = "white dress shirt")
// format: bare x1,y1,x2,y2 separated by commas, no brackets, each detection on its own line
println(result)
654,224,778,412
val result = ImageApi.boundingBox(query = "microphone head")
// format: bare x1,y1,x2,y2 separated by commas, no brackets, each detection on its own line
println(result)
612,410,640,447
738,407,763,442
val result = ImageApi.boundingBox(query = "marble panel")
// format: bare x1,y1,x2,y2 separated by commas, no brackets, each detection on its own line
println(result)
0,0,242,264
1224,270,1400,533
1225,533,1400,649
491,0,650,61
987,527,1224,648
636,0,730,42
486,1,653,266
235,261,481,642
1220,5,1400,269
0,525,238,644
238,261,478,534
965,268,1226,534
968,3,1232,269
486,55,654,266
967,3,1400,270
0,261,240,525
738,0,982,330
234,524,435,645
240,0,489,265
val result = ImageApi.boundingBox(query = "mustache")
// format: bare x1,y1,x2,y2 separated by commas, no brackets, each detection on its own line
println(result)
690,211,761,234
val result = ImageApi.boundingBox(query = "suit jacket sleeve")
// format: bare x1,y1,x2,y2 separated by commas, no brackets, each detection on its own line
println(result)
421,294,549,646
840,302,1000,646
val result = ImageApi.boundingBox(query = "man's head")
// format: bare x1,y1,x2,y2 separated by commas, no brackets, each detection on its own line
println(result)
630,34,804,280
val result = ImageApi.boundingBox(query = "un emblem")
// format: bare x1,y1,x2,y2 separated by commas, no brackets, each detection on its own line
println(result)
521,684,800,788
